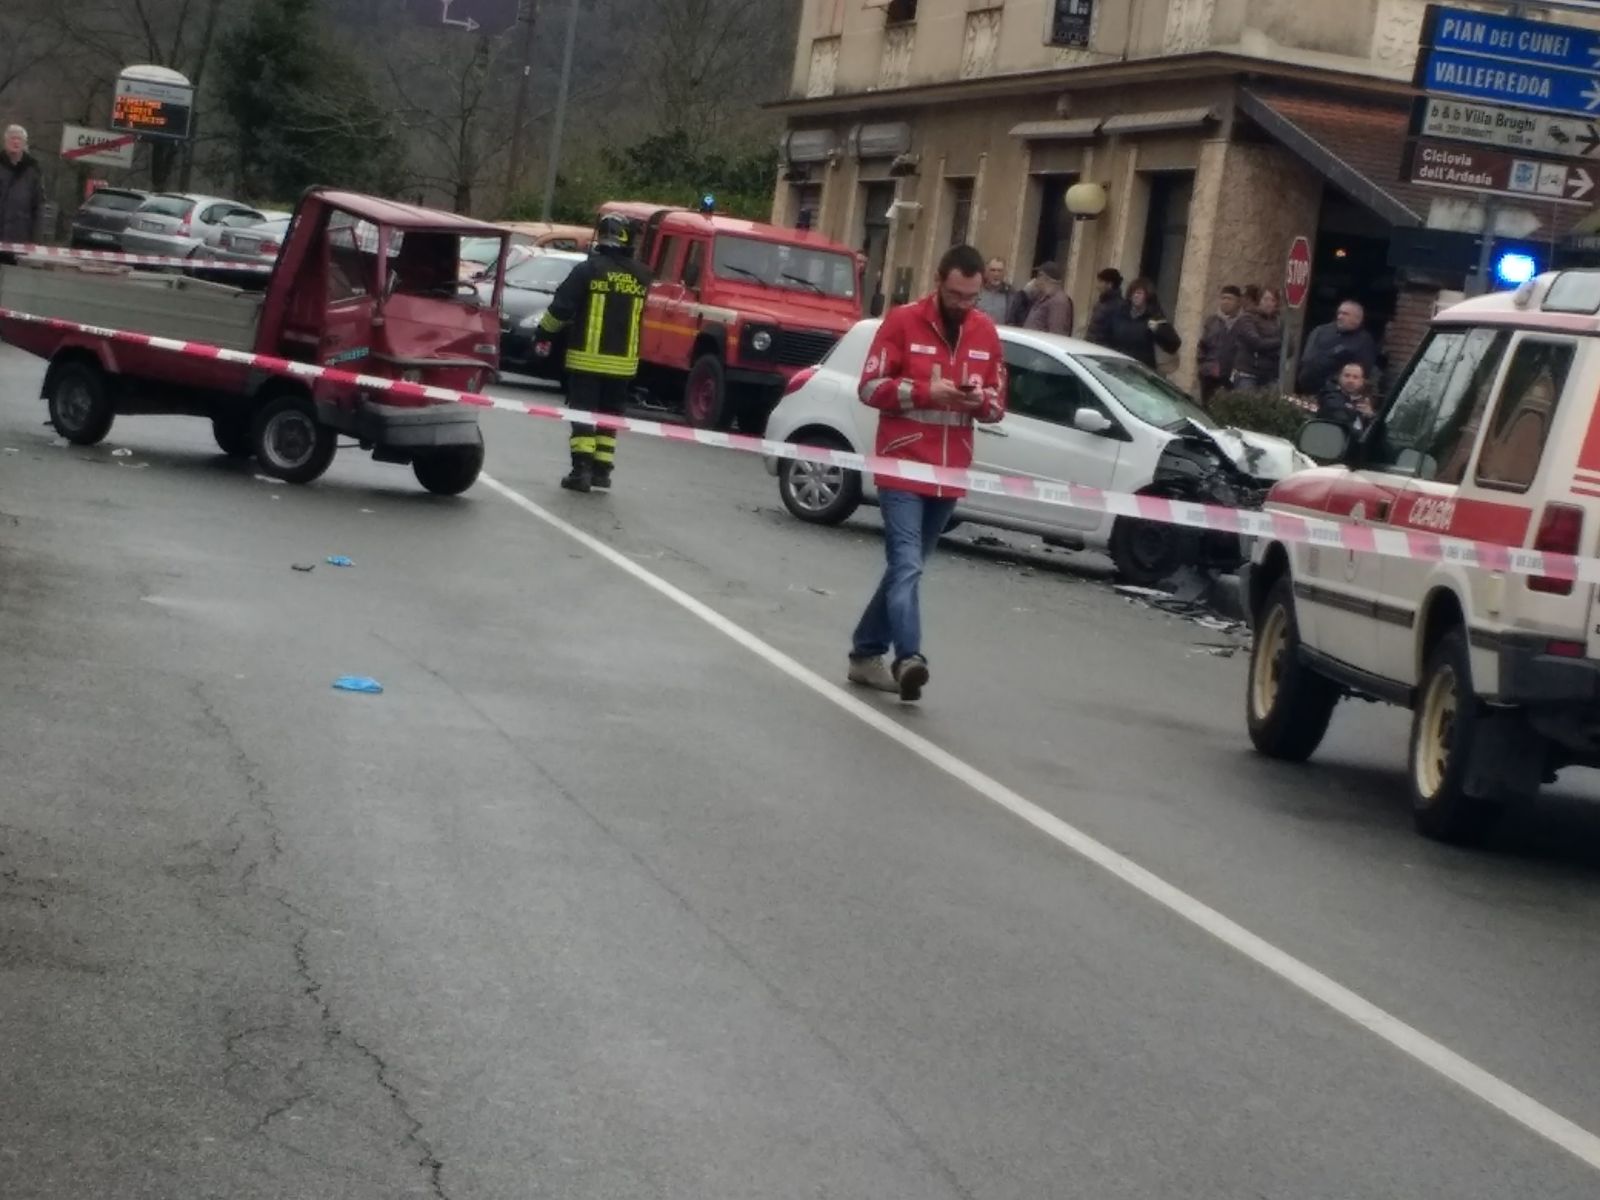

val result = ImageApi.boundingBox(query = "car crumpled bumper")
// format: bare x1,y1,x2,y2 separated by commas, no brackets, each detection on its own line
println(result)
334,398,484,450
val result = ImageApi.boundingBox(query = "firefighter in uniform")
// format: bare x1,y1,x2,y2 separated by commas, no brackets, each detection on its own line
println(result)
533,213,652,493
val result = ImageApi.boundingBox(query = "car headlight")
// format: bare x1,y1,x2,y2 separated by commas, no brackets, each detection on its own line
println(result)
402,369,423,383
752,330,773,352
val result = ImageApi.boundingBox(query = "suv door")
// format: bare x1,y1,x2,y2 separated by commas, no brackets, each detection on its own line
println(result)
966,340,1125,531
1373,328,1516,677
1302,330,1475,674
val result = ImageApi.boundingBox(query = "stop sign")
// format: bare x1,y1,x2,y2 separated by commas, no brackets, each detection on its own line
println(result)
1284,236,1313,309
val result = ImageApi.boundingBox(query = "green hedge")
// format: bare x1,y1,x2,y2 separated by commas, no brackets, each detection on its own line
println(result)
1209,387,1310,441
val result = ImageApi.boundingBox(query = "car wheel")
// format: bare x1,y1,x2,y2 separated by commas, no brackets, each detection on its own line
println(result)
211,409,254,458
253,394,336,484
684,355,729,429
778,436,862,525
47,360,116,446
1409,627,1502,843
413,444,484,496
1108,514,1198,586
1246,576,1340,762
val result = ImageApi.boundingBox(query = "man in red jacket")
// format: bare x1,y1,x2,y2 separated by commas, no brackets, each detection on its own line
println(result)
848,244,1007,703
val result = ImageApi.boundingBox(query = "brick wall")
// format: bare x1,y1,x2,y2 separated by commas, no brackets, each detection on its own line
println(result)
1381,283,1438,394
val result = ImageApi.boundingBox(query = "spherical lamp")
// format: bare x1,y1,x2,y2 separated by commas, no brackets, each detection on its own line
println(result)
1066,182,1108,222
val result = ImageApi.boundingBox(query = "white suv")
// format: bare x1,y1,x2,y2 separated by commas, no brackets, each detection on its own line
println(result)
1246,271,1600,842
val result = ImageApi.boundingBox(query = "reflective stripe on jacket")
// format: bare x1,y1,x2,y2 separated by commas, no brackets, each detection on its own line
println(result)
858,294,1006,499
538,249,652,379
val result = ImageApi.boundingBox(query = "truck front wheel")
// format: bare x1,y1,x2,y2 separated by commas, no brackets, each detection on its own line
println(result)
1246,576,1340,762
253,394,336,485
684,355,728,429
48,361,116,446
413,444,484,496
212,409,254,458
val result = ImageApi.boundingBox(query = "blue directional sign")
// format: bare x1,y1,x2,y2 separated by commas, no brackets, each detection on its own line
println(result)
1418,49,1600,119
1425,5,1600,75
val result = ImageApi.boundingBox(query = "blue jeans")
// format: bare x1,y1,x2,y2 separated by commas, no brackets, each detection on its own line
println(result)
852,488,958,664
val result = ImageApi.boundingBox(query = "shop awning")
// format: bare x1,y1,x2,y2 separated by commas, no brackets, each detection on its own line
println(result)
1009,117,1102,141
1100,107,1218,136
1238,87,1427,227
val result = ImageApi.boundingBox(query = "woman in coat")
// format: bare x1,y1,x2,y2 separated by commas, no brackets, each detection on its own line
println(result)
1231,286,1285,391
1102,277,1181,368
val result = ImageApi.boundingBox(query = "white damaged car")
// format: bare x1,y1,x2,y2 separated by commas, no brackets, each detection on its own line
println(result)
765,320,1311,583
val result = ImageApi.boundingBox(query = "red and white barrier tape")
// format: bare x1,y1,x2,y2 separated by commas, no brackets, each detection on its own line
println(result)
0,304,1588,585
0,242,272,274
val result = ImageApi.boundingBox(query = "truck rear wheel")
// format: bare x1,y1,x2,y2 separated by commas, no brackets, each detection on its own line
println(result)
684,355,728,429
48,361,116,446
413,444,484,496
1409,628,1503,843
253,394,336,485
1246,577,1339,762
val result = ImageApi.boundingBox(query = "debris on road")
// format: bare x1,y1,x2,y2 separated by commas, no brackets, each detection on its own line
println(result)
111,448,132,457
326,555,354,567
291,563,316,573
332,676,384,695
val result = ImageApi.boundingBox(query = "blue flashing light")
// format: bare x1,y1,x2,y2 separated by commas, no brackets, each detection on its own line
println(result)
1494,251,1539,288
700,193,716,215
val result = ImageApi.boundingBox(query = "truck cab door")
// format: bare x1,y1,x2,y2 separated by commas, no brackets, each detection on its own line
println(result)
644,236,685,365
318,219,380,372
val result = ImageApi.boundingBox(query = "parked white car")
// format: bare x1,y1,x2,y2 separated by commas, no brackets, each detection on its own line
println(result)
766,320,1310,582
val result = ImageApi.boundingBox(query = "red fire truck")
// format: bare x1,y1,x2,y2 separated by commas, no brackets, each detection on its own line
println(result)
598,201,863,431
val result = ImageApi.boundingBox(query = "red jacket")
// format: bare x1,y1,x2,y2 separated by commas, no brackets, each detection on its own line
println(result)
858,294,1007,498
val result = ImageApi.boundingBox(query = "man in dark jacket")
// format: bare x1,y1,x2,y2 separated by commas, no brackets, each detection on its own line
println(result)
1197,284,1243,406
1084,268,1124,345
1295,299,1378,395
0,125,43,247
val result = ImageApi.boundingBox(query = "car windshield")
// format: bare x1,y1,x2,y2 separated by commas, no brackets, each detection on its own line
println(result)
140,195,194,218
89,192,144,212
460,236,502,267
1077,355,1217,431
713,235,855,300
505,255,579,292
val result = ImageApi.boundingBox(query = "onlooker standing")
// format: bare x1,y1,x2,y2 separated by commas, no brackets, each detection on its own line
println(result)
1232,286,1285,391
848,244,1006,704
1101,277,1181,368
0,124,43,249
1295,298,1378,396
1005,267,1042,326
975,256,1014,324
1197,284,1244,406
1084,267,1124,345
1022,262,1074,336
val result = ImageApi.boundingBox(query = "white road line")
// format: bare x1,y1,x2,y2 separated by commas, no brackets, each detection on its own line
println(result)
480,470,1600,1174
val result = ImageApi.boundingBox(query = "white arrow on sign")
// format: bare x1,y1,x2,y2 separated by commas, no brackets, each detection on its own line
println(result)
1570,166,1595,201
439,0,480,31
1585,81,1600,112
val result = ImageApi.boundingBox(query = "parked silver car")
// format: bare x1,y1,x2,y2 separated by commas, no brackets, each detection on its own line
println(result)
213,216,291,266
68,186,149,250
119,193,266,260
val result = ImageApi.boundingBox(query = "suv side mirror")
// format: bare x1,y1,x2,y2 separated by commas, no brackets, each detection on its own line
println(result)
1296,418,1353,465
1072,408,1115,436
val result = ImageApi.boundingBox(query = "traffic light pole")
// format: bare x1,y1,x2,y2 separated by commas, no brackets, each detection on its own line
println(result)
540,0,580,222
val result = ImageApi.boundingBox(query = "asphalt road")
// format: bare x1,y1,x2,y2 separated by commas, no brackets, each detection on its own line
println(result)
6,342,1600,1199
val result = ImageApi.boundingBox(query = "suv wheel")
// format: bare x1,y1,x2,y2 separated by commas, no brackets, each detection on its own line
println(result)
684,356,728,429
1410,628,1502,843
1246,576,1340,762
778,436,861,525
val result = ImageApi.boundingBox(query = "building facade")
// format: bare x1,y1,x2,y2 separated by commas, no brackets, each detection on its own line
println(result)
770,0,1598,389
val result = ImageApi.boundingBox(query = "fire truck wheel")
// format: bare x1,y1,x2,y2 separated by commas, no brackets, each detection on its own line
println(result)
211,410,254,458
413,444,484,496
684,355,729,429
253,394,337,484
47,361,116,446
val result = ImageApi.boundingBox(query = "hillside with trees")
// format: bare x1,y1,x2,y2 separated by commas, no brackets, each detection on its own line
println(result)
0,0,800,229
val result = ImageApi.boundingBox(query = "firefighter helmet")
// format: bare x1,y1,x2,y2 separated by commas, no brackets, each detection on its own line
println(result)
596,213,631,251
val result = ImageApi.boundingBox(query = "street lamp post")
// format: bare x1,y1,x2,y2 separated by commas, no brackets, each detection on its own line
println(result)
540,0,580,222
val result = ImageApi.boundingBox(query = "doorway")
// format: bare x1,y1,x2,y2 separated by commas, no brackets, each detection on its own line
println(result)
860,182,895,316
1308,190,1398,380
1139,171,1194,316
1031,174,1076,272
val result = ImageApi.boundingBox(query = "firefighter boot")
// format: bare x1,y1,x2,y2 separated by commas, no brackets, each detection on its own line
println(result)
562,433,596,493
591,432,617,490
